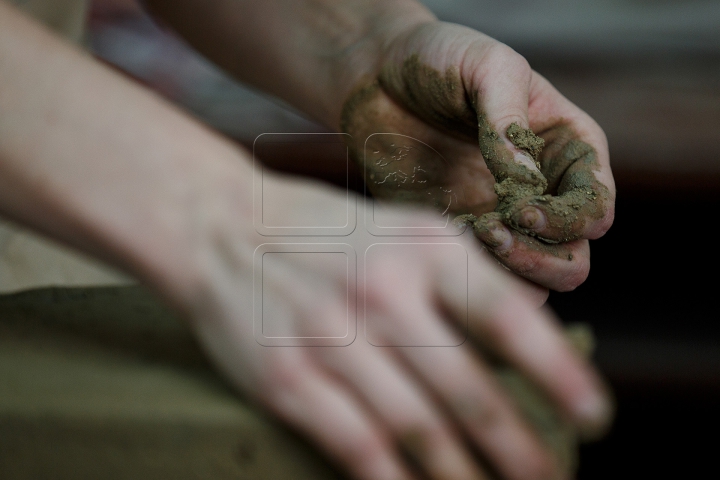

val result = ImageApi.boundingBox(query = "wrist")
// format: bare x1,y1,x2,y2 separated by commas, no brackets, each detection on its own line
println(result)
318,0,437,129
130,147,256,313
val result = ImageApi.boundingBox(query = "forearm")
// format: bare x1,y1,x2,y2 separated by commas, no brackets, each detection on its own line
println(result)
143,0,435,129
0,2,252,303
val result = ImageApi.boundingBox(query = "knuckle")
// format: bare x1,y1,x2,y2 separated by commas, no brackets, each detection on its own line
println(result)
486,42,531,75
257,354,307,403
342,430,392,475
585,201,615,240
511,251,542,276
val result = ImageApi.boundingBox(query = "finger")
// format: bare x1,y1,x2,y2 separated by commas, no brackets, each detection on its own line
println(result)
457,225,550,304
365,285,558,480
437,253,614,440
515,276,550,307
508,73,616,242
471,212,591,292
318,345,490,480
506,139,613,242
259,353,413,480
462,42,548,198
384,315,558,480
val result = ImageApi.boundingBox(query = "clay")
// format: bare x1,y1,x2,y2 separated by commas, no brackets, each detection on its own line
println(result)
340,80,383,163
340,77,465,214
507,122,545,167
379,54,478,139
457,119,611,247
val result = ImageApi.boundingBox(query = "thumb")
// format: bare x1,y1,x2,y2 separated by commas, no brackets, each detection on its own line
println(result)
464,43,545,186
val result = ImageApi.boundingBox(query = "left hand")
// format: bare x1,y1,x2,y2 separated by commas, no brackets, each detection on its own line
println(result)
341,20,615,292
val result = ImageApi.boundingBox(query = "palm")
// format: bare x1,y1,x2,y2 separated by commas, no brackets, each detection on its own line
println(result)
343,80,499,217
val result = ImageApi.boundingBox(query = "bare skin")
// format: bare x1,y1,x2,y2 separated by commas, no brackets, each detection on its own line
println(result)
0,2,614,480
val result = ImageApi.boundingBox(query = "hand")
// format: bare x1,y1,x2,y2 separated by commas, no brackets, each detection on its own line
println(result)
341,21,615,292
186,171,612,480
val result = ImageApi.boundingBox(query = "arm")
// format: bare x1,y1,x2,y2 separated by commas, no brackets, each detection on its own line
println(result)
142,0,434,129
0,0,245,303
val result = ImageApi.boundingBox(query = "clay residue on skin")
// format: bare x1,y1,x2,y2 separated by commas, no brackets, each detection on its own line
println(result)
527,125,613,243
507,122,545,167
477,116,547,199
341,56,610,248
381,54,478,139
475,118,550,247
340,80,459,212
477,120,611,246
456,212,570,259
340,80,383,162
491,122,547,225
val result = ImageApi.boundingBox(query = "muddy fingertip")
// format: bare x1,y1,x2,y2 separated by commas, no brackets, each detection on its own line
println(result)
473,216,513,251
512,206,546,231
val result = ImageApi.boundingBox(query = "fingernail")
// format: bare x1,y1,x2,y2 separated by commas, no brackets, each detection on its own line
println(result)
475,221,513,250
514,206,546,230
574,392,615,440
513,151,540,172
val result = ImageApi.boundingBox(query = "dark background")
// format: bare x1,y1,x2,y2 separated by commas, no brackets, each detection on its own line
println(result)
550,192,720,479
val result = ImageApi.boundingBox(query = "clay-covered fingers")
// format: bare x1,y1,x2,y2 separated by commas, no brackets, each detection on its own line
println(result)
318,346,490,480
509,73,616,243
463,42,548,191
469,212,591,292
506,136,614,243
465,42,534,155
436,254,614,440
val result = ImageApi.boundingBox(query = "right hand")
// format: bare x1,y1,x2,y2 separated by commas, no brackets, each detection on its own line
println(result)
179,171,613,480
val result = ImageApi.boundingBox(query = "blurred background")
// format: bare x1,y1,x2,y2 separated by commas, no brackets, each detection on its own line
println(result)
4,0,719,478
84,0,720,476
